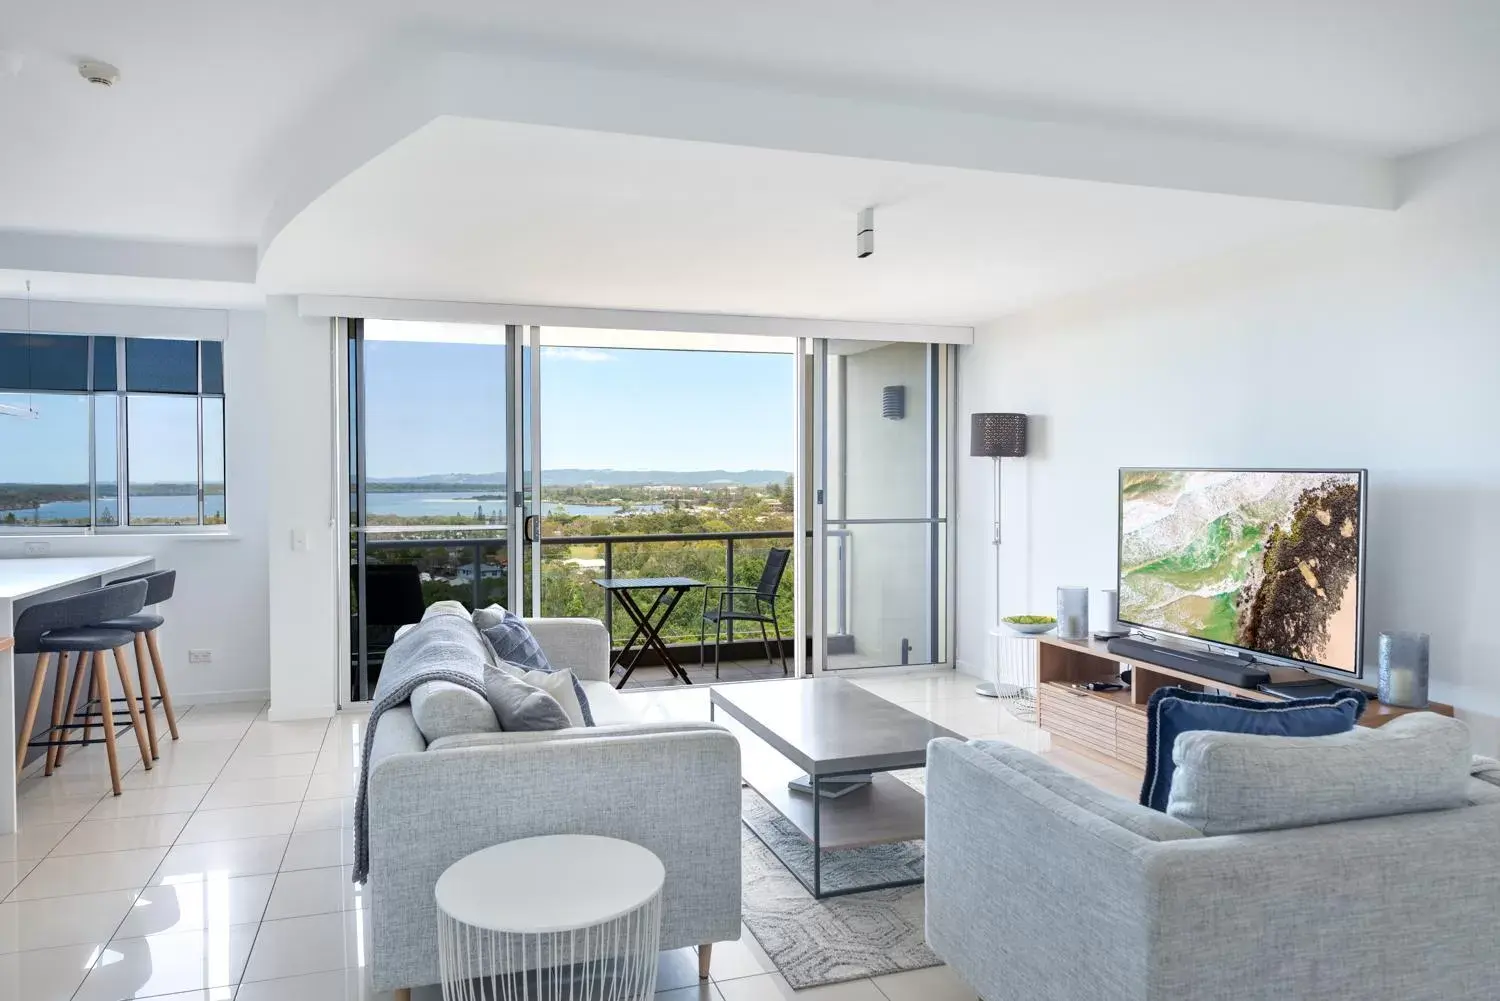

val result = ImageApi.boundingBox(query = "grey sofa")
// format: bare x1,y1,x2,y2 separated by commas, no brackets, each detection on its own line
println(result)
925,737,1500,1001
367,617,742,996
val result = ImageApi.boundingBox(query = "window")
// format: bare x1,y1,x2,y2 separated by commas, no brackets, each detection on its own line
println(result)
0,331,227,531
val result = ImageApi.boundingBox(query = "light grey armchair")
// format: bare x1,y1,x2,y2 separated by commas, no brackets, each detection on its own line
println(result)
925,737,1500,1001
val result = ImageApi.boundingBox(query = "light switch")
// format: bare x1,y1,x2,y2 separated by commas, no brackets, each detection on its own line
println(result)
290,529,308,552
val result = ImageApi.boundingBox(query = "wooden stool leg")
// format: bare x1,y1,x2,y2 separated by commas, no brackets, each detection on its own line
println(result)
45,652,71,775
113,647,154,770
131,633,160,759
94,651,123,795
145,629,179,740
81,668,97,749
15,652,52,780
56,655,89,769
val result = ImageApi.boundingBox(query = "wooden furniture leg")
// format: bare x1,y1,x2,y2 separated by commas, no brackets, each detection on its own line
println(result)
113,647,154,769
699,943,713,980
15,652,51,779
45,651,70,775
131,633,160,759
81,668,97,749
94,651,123,796
145,629,179,740
56,656,89,769
393,990,411,1001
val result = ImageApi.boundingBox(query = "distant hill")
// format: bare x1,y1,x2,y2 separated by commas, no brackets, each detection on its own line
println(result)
370,469,790,488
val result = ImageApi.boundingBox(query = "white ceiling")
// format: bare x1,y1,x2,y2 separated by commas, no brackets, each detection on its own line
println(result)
260,118,1360,325
2,1,1499,319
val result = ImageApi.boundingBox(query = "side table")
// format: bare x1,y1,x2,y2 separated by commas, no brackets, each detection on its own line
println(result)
435,834,666,1001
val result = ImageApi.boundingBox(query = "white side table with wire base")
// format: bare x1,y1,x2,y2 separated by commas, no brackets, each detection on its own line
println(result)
435,835,666,1001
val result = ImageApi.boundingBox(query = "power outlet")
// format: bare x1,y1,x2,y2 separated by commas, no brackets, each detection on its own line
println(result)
23,541,50,556
187,649,212,664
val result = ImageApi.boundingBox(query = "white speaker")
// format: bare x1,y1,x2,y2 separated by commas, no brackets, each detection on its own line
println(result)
1099,588,1123,633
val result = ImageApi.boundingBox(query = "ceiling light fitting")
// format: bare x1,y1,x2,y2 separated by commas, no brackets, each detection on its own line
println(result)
857,206,874,259
78,60,119,87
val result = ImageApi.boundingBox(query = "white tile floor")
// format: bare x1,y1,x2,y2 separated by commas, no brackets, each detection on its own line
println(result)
1,669,1139,1000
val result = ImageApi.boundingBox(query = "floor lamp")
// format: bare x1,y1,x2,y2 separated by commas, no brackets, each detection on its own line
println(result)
970,413,1029,697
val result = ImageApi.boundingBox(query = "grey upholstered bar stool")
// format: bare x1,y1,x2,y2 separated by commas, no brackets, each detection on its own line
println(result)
99,569,181,759
14,580,155,795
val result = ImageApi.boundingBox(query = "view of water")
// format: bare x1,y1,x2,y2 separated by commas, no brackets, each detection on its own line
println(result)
365,491,662,518
0,490,661,525
1,494,226,523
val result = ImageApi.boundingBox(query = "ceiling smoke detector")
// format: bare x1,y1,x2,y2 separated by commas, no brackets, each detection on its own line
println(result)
78,60,119,87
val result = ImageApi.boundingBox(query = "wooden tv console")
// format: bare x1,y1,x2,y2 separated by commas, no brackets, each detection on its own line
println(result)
1034,635,1454,772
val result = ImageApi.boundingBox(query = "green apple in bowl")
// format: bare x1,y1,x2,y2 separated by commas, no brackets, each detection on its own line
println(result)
1002,615,1057,636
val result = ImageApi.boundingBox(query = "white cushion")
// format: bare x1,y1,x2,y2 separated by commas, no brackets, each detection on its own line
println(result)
1167,712,1472,835
578,680,640,726
496,664,587,727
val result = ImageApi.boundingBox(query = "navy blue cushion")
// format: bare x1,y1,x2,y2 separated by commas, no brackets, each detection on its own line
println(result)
475,606,594,727
1141,686,1366,812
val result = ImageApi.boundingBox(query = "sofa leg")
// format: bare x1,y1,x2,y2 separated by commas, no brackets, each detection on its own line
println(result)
699,943,713,980
393,990,411,1001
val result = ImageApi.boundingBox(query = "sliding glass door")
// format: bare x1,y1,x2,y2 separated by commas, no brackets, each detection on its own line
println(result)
347,320,526,701
811,339,952,671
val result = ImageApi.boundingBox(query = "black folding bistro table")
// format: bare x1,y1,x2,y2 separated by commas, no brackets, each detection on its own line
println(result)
593,576,706,688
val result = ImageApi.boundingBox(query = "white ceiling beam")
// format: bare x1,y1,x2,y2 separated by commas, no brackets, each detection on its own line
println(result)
439,51,1396,210
0,230,257,284
297,295,973,345
260,47,1395,268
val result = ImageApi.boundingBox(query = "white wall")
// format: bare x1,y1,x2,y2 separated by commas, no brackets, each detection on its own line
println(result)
957,135,1500,752
262,296,342,720
0,306,271,704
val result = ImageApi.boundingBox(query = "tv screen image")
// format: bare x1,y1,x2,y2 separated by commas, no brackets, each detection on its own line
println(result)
1118,469,1365,674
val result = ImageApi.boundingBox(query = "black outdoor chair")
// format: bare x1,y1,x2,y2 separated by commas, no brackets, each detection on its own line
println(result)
356,563,428,690
700,547,790,678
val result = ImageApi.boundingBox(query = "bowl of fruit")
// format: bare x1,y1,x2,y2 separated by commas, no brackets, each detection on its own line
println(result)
1002,614,1057,636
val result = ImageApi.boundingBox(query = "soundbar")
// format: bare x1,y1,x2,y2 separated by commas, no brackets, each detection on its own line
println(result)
1105,636,1271,690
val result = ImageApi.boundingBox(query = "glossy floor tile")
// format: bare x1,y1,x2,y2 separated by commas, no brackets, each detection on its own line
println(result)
0,684,1134,1001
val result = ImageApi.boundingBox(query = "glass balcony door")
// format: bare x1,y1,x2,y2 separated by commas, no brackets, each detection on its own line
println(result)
347,320,529,702
811,339,952,672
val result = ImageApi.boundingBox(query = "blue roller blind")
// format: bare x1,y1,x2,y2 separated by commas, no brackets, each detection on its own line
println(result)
0,332,90,391
125,338,199,393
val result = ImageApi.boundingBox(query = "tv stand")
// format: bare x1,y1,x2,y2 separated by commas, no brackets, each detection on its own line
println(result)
1034,635,1454,772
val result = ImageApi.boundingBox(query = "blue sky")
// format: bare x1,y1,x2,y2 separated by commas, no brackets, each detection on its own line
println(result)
363,343,795,478
1,343,795,485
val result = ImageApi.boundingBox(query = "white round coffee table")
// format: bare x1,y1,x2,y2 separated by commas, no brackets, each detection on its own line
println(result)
435,834,666,1001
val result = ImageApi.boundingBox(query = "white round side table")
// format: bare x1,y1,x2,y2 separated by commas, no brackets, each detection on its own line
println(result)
435,834,666,1001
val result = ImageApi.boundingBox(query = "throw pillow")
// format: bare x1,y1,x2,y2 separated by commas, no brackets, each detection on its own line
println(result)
1166,712,1471,834
497,663,588,727
475,604,594,726
482,664,571,732
1141,685,1365,812
409,680,501,742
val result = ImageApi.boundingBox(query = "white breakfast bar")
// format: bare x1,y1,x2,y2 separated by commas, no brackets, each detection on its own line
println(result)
1,555,155,834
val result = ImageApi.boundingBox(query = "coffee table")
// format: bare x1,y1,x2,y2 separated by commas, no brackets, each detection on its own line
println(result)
709,677,962,898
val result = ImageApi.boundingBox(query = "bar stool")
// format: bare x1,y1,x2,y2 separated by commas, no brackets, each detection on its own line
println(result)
14,580,155,795
98,569,180,759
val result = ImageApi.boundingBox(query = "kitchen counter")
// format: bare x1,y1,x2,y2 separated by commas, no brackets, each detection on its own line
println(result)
2,555,154,833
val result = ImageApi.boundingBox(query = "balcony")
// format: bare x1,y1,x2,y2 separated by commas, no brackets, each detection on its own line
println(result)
352,528,826,695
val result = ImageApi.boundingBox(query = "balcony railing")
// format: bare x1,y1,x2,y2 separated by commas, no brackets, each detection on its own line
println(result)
356,528,849,652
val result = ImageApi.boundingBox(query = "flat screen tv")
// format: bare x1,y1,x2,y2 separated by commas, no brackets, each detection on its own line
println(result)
1117,468,1366,677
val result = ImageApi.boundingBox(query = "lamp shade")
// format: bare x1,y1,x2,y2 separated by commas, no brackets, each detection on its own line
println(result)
970,413,1028,457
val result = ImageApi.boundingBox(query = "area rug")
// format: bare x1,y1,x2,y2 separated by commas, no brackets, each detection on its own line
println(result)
738,779,941,989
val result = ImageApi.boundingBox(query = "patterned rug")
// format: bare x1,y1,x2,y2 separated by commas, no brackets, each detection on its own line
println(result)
738,773,941,989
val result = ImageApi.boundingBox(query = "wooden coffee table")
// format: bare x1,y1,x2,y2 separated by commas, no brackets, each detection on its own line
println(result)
709,677,962,898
